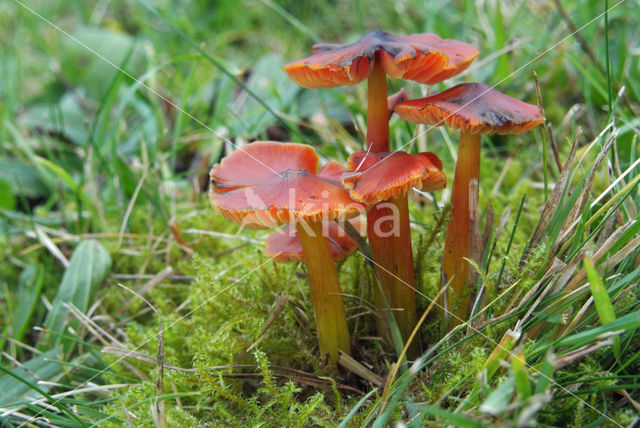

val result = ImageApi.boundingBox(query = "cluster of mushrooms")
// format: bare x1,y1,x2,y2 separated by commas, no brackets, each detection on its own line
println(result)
209,30,543,368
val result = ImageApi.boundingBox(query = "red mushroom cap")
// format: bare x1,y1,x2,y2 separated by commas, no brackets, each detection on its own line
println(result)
342,150,446,205
265,220,360,262
394,83,544,135
210,142,364,229
284,30,479,89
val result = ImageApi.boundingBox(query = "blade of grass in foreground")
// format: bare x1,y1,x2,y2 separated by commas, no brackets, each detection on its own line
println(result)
43,240,112,353
583,257,620,359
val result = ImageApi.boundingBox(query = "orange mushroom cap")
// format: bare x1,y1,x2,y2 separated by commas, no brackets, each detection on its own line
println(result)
341,150,446,205
284,30,479,89
209,142,364,229
394,83,544,135
265,219,360,262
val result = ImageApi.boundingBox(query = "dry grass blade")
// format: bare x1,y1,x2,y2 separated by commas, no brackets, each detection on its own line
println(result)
530,230,640,339
117,168,148,248
168,221,193,252
469,179,483,284
521,128,580,265
246,294,288,352
34,225,69,268
117,266,174,315
63,302,124,347
552,133,616,256
478,258,565,329
121,400,136,428
19,233,161,256
484,206,511,274
615,389,640,412
564,223,639,293
481,204,495,255
1,383,130,420
338,352,383,386
547,123,563,173
113,273,194,281
516,258,568,325
555,338,614,369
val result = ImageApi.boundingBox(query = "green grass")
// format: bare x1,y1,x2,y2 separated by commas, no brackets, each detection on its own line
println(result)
1,0,639,426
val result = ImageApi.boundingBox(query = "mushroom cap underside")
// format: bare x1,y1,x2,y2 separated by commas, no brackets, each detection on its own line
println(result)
394,83,544,135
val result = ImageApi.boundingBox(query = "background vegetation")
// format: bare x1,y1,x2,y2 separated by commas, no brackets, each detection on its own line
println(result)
1,0,639,426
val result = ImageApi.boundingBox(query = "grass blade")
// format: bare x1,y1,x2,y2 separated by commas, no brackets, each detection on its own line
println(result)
584,257,620,359
43,240,112,353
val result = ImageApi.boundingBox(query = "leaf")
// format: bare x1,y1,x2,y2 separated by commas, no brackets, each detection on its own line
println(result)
0,178,16,210
480,377,515,415
11,265,45,343
43,240,112,352
534,352,556,395
337,388,378,428
0,348,63,410
60,27,147,100
512,353,532,400
17,93,90,145
483,329,520,380
556,311,639,350
0,158,48,199
584,257,620,358
406,404,484,428
492,0,510,82
34,156,101,222
230,53,299,136
584,258,616,325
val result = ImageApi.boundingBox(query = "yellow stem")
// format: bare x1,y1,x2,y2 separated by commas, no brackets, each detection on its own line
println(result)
296,221,350,367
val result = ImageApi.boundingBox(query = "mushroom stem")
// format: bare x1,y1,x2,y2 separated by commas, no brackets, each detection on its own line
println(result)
367,60,389,152
366,60,418,356
367,193,418,356
441,131,482,326
296,220,351,366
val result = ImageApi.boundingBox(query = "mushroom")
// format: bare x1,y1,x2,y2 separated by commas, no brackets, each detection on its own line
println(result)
209,141,364,366
284,30,479,153
342,150,446,353
284,31,478,340
394,83,544,324
265,219,359,262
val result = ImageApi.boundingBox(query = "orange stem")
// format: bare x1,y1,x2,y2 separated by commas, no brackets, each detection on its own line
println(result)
441,131,481,326
367,59,389,152
366,61,417,355
296,221,351,367
367,193,417,356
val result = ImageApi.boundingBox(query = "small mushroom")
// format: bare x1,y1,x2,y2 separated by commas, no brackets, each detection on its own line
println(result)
343,151,446,205
394,83,544,324
342,150,445,354
265,219,360,262
210,142,364,366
